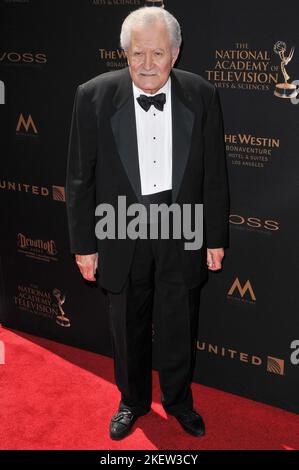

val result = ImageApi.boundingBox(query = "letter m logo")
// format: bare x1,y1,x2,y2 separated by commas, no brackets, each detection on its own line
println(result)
228,277,256,301
16,114,38,134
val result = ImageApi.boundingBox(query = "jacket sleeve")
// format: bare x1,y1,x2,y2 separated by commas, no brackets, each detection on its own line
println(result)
65,84,98,255
203,85,230,249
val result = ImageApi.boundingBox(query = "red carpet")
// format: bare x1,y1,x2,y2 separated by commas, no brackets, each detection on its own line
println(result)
0,325,298,450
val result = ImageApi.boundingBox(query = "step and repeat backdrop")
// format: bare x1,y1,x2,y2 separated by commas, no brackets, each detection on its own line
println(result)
1,0,299,413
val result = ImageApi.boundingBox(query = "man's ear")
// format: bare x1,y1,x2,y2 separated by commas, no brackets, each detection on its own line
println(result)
171,48,180,67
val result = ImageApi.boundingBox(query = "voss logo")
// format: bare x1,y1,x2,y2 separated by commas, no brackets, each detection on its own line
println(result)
0,52,47,64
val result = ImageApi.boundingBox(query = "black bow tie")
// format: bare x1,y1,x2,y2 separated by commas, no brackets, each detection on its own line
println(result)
137,92,166,112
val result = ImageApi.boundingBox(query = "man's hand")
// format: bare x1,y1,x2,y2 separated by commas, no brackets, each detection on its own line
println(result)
75,253,98,281
207,248,224,271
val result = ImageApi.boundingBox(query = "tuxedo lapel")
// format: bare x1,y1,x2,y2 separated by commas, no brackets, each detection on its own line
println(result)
110,67,195,204
110,68,143,204
170,70,195,203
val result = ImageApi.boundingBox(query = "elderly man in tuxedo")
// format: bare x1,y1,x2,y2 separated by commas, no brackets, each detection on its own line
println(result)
66,6,229,440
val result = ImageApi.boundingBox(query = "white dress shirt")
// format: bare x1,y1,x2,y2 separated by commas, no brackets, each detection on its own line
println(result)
132,76,172,196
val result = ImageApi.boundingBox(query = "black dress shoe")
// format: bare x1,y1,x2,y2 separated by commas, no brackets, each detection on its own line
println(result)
110,409,139,440
174,409,205,437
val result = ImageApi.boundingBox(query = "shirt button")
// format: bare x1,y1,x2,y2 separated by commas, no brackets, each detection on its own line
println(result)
154,184,156,187
153,137,156,140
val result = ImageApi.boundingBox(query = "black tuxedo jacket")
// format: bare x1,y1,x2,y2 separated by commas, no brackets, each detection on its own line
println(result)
66,67,230,293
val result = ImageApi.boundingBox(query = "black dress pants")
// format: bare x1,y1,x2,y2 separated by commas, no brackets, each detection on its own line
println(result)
107,190,201,416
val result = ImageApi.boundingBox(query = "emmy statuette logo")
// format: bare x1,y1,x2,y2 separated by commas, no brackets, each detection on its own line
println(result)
273,41,298,99
52,288,71,328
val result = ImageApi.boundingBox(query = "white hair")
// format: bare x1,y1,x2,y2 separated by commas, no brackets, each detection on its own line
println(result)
120,6,182,52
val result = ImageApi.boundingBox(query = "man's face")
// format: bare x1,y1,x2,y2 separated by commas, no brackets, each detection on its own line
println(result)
126,21,179,95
